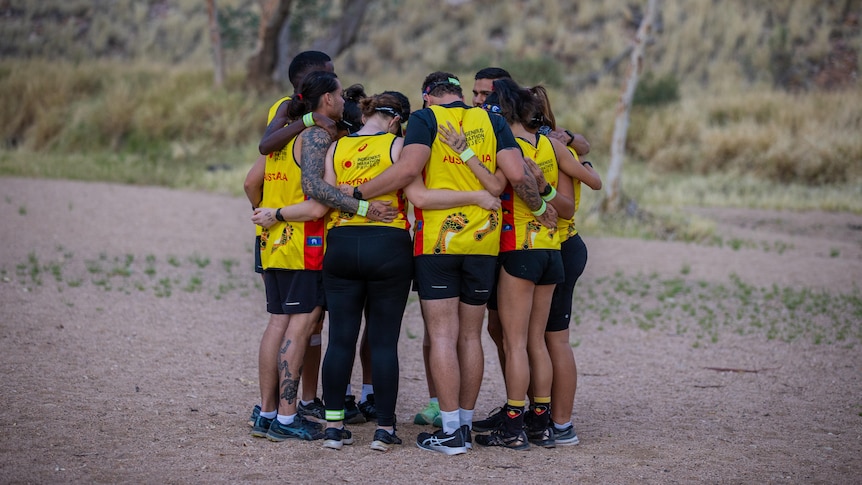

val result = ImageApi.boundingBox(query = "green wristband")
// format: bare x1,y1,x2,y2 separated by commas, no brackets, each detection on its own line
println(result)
357,200,369,217
459,147,475,161
531,200,547,217
541,185,557,202
302,112,315,128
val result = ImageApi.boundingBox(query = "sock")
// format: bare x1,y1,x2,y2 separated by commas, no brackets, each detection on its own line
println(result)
531,397,551,429
504,402,525,434
345,384,352,397
360,384,374,403
260,410,277,420
441,410,460,435
300,399,312,407
429,397,439,405
554,420,572,431
276,413,296,425
459,408,474,428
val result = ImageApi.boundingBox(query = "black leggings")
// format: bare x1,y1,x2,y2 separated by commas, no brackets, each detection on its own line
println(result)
321,226,413,427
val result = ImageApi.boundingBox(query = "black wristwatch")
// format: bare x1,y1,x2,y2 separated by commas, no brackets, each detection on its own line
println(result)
353,186,363,200
275,208,285,222
582,161,593,168
540,184,553,197
564,129,576,146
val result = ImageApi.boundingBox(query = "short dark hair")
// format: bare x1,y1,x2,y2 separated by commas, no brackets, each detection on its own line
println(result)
422,71,463,98
288,51,332,90
475,67,511,81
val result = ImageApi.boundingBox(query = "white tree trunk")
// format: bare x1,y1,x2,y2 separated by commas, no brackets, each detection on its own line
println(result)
603,0,658,213
206,0,224,88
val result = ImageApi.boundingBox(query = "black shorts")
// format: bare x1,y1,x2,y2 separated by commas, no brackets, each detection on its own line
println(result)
498,249,564,286
546,234,587,332
263,269,325,314
414,254,497,305
487,249,564,311
254,236,263,274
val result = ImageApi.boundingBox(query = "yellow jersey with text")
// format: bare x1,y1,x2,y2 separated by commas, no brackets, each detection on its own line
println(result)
329,133,409,230
413,105,501,256
259,137,326,270
500,135,562,252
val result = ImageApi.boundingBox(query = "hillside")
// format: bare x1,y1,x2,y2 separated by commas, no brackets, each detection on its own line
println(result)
2,0,858,92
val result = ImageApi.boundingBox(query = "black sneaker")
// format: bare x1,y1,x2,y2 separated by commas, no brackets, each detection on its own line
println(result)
460,424,472,450
266,415,325,442
297,398,325,424
370,428,403,452
344,395,366,424
322,426,354,450
248,404,261,427
251,413,273,438
358,394,377,422
475,428,530,450
472,406,504,432
416,428,467,456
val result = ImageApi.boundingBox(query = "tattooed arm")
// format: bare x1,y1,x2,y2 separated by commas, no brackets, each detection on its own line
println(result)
299,127,396,222
496,147,558,228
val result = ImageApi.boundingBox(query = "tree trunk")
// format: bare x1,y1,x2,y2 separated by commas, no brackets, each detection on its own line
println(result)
206,0,224,88
272,0,374,86
246,0,294,91
601,0,658,214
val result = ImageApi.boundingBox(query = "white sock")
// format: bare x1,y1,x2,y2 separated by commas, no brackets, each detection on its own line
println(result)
429,397,439,405
459,408,474,428
276,413,296,425
260,410,277,419
300,399,312,406
360,384,374,403
554,420,572,430
441,410,460,435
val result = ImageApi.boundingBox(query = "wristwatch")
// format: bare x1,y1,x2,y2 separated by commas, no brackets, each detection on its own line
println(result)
540,184,553,197
353,186,363,200
275,208,285,222
564,129,576,146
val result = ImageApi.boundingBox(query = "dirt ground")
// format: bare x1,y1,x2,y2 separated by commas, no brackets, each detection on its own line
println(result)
1,176,861,484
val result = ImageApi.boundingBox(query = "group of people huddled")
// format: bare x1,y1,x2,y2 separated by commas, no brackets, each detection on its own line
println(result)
244,51,601,455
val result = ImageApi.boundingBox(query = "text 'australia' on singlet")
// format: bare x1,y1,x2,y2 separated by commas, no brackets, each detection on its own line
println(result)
413,105,501,256
329,132,409,231
500,135,562,252
259,136,325,270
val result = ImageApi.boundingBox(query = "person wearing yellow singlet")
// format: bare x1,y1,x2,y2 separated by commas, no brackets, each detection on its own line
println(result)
243,51,339,434
465,78,574,450
248,70,361,443
526,85,601,446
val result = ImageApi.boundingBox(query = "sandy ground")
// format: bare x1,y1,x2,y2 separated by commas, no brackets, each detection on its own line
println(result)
1,176,861,484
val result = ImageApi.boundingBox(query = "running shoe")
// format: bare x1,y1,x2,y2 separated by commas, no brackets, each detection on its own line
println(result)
526,425,556,448
266,416,325,442
461,424,472,450
358,394,377,422
344,395,366,424
297,398,326,423
248,404,261,427
370,428,403,452
472,406,505,432
322,426,354,450
413,400,440,426
416,428,467,456
475,428,530,450
251,414,273,438
554,424,580,446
